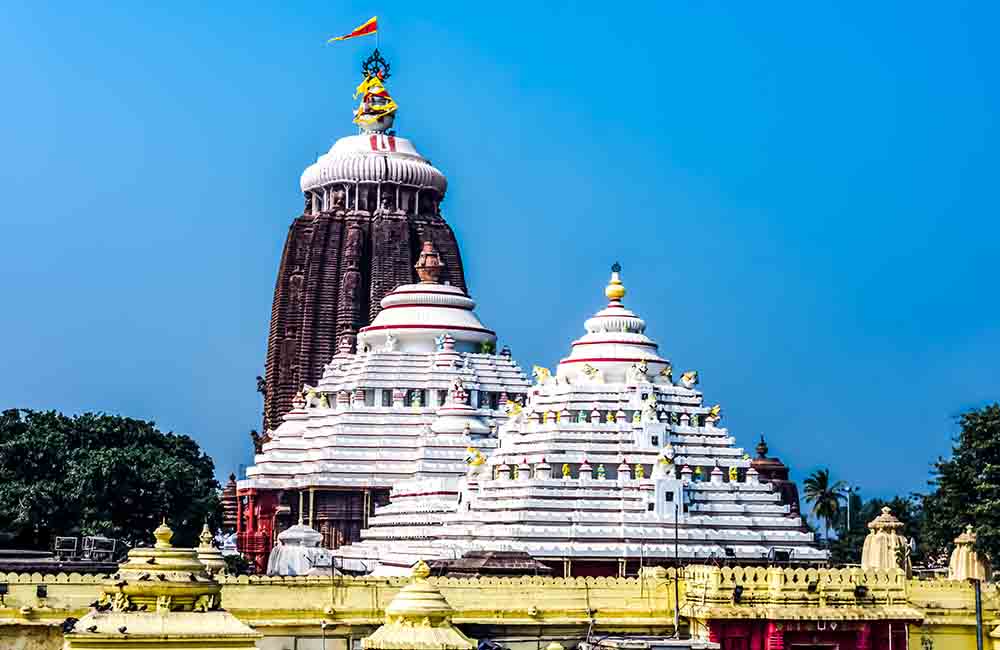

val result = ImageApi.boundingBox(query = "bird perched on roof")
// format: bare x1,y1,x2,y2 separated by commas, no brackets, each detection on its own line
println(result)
86,625,98,633
118,626,128,635
61,617,78,634
137,572,151,581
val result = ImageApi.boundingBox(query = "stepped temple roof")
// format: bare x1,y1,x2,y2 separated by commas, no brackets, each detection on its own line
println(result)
331,266,826,574
243,257,531,493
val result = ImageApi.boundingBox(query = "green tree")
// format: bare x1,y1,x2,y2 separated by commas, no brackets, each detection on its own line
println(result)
0,409,220,551
803,468,845,543
921,403,1000,564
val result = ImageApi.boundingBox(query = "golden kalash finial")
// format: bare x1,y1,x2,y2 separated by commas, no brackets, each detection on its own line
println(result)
154,518,174,548
199,522,213,547
605,262,626,301
411,559,432,580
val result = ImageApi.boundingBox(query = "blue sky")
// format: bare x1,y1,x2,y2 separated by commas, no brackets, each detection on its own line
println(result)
1,1,997,501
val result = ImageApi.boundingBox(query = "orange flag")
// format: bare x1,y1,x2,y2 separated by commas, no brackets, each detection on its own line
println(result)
328,16,377,42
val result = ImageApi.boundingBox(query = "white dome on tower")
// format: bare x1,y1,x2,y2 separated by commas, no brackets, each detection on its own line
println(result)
356,242,495,354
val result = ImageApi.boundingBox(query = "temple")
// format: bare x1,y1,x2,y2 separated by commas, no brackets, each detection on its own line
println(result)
239,242,530,571
262,49,467,431
333,266,826,575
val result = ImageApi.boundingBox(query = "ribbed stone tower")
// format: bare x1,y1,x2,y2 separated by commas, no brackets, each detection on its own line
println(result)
263,50,466,431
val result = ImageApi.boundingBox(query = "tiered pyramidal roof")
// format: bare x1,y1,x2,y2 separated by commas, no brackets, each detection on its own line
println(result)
335,266,827,575
243,243,531,494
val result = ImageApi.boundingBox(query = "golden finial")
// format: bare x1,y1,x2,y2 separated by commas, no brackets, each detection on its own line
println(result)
199,522,213,548
411,559,431,580
605,262,626,301
153,518,174,549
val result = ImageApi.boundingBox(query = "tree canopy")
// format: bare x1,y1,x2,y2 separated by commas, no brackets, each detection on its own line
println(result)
0,409,220,551
920,403,1000,564
803,468,845,542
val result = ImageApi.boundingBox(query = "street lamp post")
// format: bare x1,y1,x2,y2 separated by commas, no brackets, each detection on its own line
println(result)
840,485,860,532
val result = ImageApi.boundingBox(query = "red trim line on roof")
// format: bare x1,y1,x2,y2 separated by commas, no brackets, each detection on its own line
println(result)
390,289,468,297
571,340,658,348
379,303,471,311
359,324,495,335
559,357,665,364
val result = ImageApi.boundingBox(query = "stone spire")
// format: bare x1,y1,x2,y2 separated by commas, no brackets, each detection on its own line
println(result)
261,53,467,432
63,521,260,649
948,525,991,581
363,560,476,650
861,507,912,576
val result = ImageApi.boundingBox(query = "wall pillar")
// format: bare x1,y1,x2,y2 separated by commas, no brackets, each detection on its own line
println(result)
749,622,763,650
309,488,315,528
857,622,871,650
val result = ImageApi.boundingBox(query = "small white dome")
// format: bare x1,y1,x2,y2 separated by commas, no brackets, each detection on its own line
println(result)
358,282,495,353
556,267,668,383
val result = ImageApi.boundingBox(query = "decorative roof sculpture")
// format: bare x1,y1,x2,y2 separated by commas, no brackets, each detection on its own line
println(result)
861,506,912,577
353,49,398,131
63,521,260,649
948,525,991,581
363,560,476,650
331,265,826,574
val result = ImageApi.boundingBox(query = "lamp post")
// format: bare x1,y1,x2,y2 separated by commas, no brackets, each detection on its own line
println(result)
840,485,860,532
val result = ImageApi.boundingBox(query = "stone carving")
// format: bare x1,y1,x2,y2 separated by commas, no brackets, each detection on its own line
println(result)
414,241,443,283
505,400,522,416
562,463,571,478
193,594,216,612
626,360,649,383
596,464,607,480
680,370,699,389
110,592,131,612
464,447,486,478
659,363,673,383
434,334,447,351
729,466,739,482
581,364,605,383
331,187,346,212
250,429,271,454
383,334,398,352
635,463,645,479
303,385,324,409
532,365,553,385
641,394,658,422
156,594,172,613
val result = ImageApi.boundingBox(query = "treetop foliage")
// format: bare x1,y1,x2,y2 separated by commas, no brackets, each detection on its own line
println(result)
0,409,220,551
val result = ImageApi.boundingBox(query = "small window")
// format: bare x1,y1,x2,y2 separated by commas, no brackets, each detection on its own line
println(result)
364,390,375,407
651,435,659,446
647,503,655,512
664,492,674,502
381,391,392,407
438,390,447,405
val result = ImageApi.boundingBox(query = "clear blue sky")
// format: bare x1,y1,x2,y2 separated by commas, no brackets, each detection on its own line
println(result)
2,1,997,501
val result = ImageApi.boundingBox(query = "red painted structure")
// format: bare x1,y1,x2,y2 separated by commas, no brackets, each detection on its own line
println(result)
708,619,909,650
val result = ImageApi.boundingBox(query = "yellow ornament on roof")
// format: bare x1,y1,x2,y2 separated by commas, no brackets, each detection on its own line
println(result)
605,262,626,301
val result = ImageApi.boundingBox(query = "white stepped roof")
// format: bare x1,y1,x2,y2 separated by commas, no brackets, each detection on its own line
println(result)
330,268,826,570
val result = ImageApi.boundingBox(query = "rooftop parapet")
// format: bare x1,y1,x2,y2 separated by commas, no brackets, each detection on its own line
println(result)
682,565,923,621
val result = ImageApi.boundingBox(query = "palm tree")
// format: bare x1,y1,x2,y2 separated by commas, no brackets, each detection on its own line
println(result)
803,468,846,543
